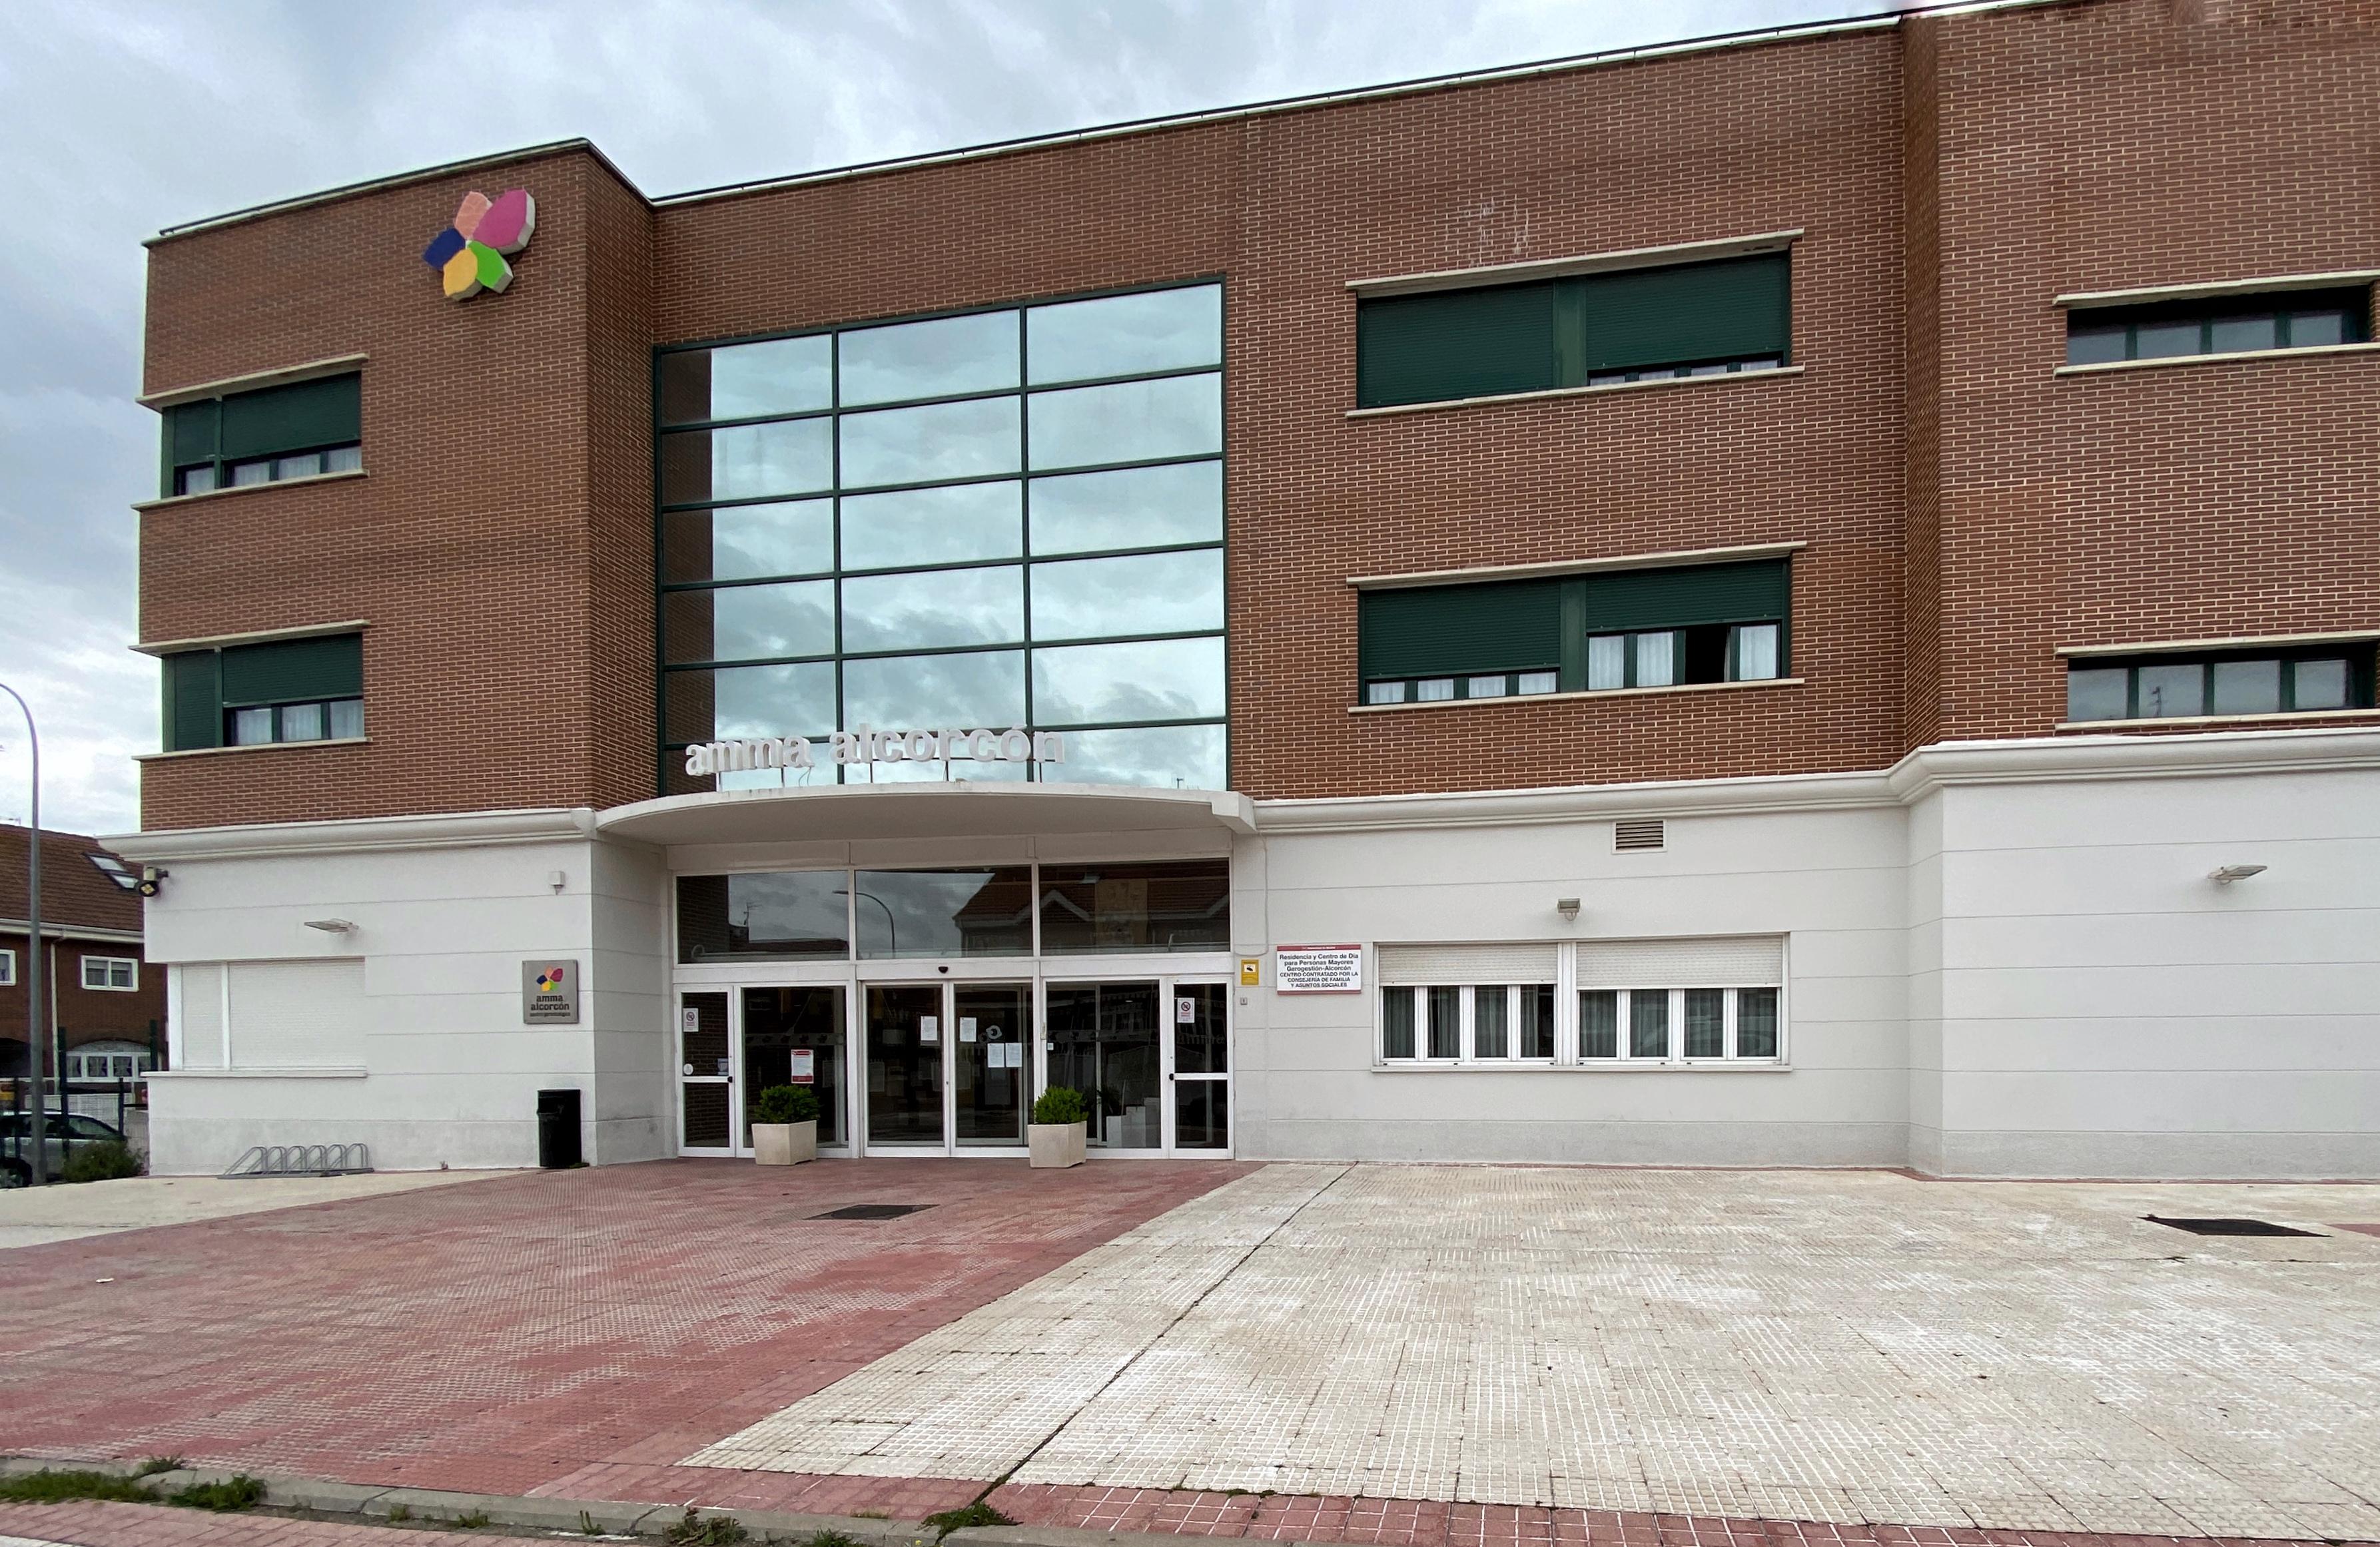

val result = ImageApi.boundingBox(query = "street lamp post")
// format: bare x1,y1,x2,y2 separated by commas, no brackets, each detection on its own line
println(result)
0,682,43,1186
835,888,896,956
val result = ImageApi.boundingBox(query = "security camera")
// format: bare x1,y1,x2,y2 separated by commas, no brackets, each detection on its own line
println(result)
136,865,169,897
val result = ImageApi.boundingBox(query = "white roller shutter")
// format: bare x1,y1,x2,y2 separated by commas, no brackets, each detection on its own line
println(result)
228,960,366,1069
1378,942,1559,985
175,964,225,1069
1577,936,1783,987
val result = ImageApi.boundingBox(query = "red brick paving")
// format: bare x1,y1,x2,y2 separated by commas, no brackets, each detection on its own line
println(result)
0,1499,482,1545
0,1158,1249,1509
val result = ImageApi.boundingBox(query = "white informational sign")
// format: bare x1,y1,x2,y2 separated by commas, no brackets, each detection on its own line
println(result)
683,723,1065,780
959,1017,979,1043
1176,996,1196,1024
680,1007,699,1038
1276,944,1363,994
920,1016,940,1042
989,1042,1022,1069
789,1048,815,1084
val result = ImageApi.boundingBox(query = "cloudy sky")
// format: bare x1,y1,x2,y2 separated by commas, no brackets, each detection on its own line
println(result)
0,0,1885,836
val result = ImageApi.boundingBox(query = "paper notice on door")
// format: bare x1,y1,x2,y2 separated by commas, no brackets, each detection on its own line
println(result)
920,1016,940,1042
960,1017,979,1042
995,1042,1022,1069
789,1048,815,1083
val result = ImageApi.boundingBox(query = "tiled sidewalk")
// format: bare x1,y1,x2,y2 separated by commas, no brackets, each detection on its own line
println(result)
0,1498,482,1546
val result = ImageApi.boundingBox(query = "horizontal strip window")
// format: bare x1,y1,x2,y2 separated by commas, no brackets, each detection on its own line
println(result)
161,633,364,753
1577,986,1779,1062
1359,559,1787,706
160,373,362,498
1356,253,1788,410
2066,643,2373,723
1382,984,1557,1062
2064,286,2370,367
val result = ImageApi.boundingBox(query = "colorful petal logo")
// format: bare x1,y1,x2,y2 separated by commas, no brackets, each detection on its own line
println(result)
421,188,536,300
536,966,566,992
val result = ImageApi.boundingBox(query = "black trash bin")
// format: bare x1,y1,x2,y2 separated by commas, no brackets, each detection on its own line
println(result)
536,1088,582,1169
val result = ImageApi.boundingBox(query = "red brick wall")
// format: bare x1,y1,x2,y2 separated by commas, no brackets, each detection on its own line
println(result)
0,932,165,1056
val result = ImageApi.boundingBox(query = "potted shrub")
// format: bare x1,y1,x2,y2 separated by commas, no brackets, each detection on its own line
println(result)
752,1083,819,1165
1028,1085,1089,1169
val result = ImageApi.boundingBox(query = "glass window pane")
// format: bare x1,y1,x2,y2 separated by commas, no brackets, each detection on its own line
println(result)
661,420,833,504
838,312,1018,407
1473,986,1508,1058
1629,989,1669,1058
1027,284,1222,385
280,703,324,742
843,649,1025,729
1028,373,1221,471
1579,989,1618,1058
1174,982,1230,1076
667,661,837,744
1366,681,1406,705
1467,676,1507,699
231,706,274,745
855,867,1033,957
664,499,833,583
1427,986,1461,1058
327,699,364,739
2134,320,2201,359
1737,987,1779,1058
659,336,832,424
677,871,850,962
2284,310,2348,348
2067,667,2129,721
2209,658,2281,717
1588,636,1627,691
231,460,272,487
665,580,835,664
841,481,1022,571
842,567,1022,652
178,464,218,496
1415,678,1455,703
274,452,322,480
839,397,1020,489
1520,984,1555,1058
1383,987,1415,1059
1732,623,1781,681
324,445,362,474
1684,988,1725,1058
2209,314,2277,354
2291,658,2349,710
1029,461,1222,555
1635,632,1677,688
1517,671,1557,695
1032,636,1224,727
1038,859,1228,954
1052,724,1226,790
2065,324,2128,366
1030,550,1223,641
2136,661,2204,718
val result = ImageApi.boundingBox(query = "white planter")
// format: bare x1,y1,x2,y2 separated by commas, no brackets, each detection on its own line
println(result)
1028,1121,1087,1169
753,1119,817,1165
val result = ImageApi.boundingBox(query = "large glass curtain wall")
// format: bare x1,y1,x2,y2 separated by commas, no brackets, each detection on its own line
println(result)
657,282,1227,794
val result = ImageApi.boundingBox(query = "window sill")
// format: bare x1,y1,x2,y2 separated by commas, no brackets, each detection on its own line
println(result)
2053,340,2380,377
2055,707,2380,732
1375,1060,1790,1072
1351,677,1803,715
147,1067,368,1080
138,736,369,763
135,466,367,511
1346,365,1804,420
81,985,140,994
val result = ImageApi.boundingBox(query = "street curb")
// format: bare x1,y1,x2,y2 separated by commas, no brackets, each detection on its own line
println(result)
1,1457,941,1544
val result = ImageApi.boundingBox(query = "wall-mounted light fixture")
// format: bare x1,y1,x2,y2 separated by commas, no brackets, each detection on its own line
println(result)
548,870,567,892
137,864,169,897
304,918,356,933
1556,897,1581,921
2207,864,2267,885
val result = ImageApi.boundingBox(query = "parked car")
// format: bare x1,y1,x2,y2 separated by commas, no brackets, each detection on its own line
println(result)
0,1111,127,1186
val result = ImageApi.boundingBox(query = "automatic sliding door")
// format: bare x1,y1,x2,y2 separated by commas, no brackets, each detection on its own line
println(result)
1046,982,1161,1149
954,984,1030,1147
742,986,847,1148
866,985,945,1146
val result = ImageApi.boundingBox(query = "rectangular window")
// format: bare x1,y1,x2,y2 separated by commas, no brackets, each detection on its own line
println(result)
1363,559,1788,705
2064,286,2369,366
81,956,139,992
2064,643,2374,723
0,949,14,987
1037,858,1229,954
161,633,365,753
159,372,362,498
1356,251,1789,409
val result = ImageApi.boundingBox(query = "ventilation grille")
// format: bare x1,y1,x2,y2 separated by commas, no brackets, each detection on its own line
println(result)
1614,818,1666,852
2146,1215,2322,1238
813,1203,933,1221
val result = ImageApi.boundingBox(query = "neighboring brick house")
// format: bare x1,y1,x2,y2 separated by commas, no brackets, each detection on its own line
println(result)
115,0,2380,1178
0,824,165,1083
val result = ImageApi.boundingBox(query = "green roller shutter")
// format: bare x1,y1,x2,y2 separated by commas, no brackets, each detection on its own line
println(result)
162,651,222,752
220,634,363,705
1357,282,1564,408
218,374,362,461
166,401,219,466
1583,254,1788,373
1580,560,1789,633
1360,579,1563,680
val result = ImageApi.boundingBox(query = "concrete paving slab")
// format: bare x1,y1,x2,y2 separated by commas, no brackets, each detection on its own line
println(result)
0,1169,502,1249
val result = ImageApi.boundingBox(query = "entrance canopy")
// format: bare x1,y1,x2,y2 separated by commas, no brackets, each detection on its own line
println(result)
596,780,1255,848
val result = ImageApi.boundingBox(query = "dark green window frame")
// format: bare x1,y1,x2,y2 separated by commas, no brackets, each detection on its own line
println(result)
1356,252,1791,410
2063,286,2371,367
160,633,365,752
1359,559,1791,706
2064,643,2373,723
159,373,364,497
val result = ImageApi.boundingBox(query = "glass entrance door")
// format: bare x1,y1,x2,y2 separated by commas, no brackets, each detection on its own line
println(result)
679,991,735,1155
954,984,1030,1147
1170,983,1230,1151
865,985,945,1147
1046,982,1163,1149
742,986,847,1150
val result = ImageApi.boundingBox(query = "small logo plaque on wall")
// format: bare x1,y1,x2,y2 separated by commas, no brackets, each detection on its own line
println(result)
422,188,536,300
522,960,580,1024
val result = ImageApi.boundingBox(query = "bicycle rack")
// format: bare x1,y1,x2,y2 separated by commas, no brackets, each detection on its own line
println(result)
218,1143,374,1179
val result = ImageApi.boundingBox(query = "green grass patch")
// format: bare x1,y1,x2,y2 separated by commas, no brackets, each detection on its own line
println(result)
61,1141,145,1183
454,1508,492,1528
166,1474,264,1511
665,1510,750,1546
924,1501,1014,1537
0,1469,159,1504
134,1456,186,1477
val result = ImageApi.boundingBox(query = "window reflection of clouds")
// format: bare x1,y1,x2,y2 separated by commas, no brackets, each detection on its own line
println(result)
841,481,1022,571
1027,374,1221,470
839,312,1018,406
1056,725,1227,790
1029,462,1221,556
709,580,837,661
1031,550,1222,641
1027,286,1221,384
708,336,833,420
843,650,1026,729
662,419,833,503
665,499,833,582
712,661,836,739
856,868,1033,957
842,567,1022,651
841,397,1020,489
1032,637,1226,725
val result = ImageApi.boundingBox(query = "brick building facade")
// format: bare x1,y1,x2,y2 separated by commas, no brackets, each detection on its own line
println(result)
0,826,165,1083
118,0,2380,1177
